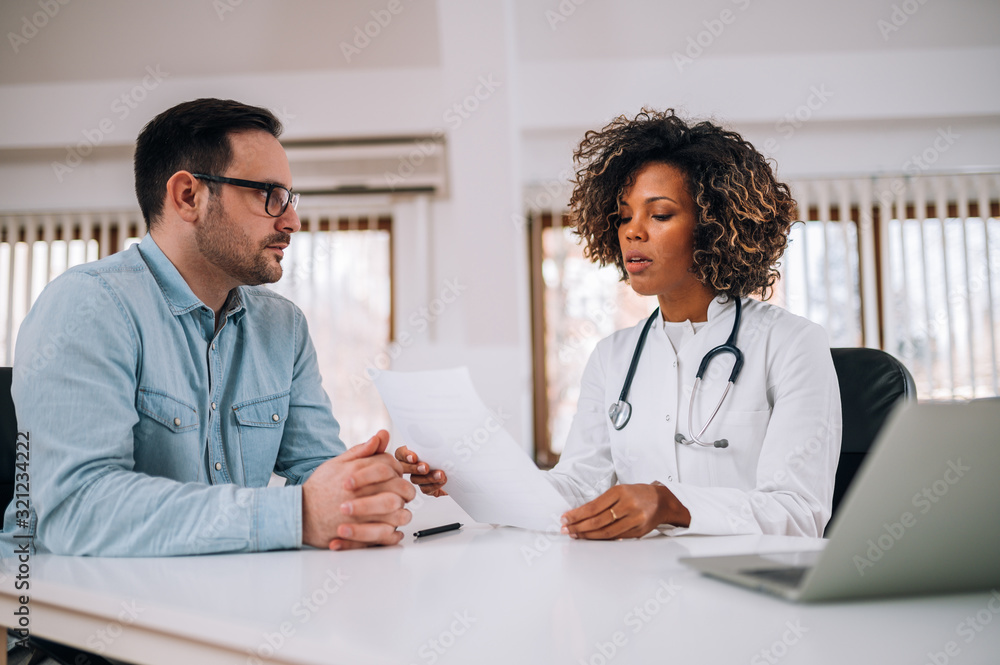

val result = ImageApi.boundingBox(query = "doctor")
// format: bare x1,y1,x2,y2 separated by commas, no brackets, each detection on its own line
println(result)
397,109,841,539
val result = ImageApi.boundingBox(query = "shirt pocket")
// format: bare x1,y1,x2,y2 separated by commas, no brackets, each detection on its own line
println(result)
232,391,289,486
134,387,202,480
137,388,199,432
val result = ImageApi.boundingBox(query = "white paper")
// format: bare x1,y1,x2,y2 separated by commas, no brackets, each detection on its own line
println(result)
374,367,570,532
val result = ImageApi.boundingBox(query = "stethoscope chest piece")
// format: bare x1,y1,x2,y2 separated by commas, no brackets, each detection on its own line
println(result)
609,400,632,430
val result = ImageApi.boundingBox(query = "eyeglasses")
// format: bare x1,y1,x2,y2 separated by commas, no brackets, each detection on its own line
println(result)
192,174,299,218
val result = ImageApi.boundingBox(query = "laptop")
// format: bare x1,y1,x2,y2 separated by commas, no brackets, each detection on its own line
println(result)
679,400,1000,602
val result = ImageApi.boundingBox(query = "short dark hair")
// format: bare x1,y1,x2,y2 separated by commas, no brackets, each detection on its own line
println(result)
134,98,283,230
570,108,796,300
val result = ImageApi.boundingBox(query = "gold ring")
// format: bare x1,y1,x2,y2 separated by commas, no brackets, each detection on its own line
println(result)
610,508,618,521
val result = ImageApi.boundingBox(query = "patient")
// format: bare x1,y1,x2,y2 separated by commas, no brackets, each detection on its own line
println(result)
0,98,415,558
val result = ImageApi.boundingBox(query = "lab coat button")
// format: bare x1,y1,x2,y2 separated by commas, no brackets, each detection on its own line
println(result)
665,414,671,422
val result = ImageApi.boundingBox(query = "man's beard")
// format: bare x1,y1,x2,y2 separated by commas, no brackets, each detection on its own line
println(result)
196,198,289,286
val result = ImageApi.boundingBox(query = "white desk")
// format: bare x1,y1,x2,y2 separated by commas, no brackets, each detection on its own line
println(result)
1,495,998,665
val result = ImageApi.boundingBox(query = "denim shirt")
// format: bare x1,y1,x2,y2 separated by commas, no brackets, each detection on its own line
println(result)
0,234,345,556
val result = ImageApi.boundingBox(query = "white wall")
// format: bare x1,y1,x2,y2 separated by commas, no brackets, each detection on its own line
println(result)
1,0,998,451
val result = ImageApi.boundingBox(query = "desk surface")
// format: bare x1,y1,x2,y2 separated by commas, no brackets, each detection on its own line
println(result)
2,495,998,665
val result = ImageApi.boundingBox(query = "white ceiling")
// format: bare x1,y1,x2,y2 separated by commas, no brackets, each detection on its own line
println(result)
3,0,997,87
0,0,441,85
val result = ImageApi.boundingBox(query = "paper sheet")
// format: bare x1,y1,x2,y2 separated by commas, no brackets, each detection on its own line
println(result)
374,367,570,532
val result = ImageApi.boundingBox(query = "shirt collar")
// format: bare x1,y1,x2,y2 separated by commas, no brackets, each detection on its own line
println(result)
653,295,736,329
137,234,246,322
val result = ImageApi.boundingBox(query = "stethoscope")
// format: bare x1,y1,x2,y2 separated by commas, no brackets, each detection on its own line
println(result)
607,298,744,448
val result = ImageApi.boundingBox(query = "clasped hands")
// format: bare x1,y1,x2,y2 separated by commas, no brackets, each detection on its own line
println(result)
302,430,416,550
394,446,690,539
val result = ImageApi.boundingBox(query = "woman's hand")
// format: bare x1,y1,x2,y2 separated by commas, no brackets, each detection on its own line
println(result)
394,446,449,497
560,482,690,540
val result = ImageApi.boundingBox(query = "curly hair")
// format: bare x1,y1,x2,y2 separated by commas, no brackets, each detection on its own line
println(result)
569,108,795,300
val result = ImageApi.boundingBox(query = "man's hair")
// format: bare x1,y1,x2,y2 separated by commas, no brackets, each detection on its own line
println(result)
569,108,796,300
134,98,283,230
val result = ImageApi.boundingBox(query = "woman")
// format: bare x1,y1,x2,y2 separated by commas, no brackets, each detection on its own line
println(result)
397,109,841,539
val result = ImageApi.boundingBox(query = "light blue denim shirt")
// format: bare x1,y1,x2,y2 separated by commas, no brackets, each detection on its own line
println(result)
0,234,345,556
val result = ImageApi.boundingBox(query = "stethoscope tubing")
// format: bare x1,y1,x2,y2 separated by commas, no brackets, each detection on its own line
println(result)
609,297,744,448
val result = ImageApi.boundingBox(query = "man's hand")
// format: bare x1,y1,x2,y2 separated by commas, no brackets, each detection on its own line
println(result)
560,483,690,540
302,430,416,550
394,445,448,497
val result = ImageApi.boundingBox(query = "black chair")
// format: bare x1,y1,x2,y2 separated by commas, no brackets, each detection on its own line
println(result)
829,348,916,522
1,367,16,512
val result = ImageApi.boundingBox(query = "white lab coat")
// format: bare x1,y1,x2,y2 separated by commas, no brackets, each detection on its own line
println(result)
548,296,842,537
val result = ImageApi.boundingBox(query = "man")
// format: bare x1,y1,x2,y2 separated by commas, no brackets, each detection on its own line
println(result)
0,98,414,557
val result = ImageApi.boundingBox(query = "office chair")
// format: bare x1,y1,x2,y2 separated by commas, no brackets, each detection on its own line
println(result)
1,367,16,511
829,348,916,523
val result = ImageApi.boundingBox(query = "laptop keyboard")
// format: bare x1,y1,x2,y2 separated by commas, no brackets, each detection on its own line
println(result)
740,566,810,588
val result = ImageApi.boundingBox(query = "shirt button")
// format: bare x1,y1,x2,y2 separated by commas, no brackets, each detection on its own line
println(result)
215,462,222,471
211,402,217,410
211,343,216,351
667,475,674,481
665,414,671,422
272,414,280,422
672,361,677,368
173,417,181,426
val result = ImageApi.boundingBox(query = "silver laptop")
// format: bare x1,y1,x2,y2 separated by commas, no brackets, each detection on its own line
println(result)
679,400,1000,602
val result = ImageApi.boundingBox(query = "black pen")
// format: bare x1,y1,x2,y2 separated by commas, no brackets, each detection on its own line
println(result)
413,522,463,538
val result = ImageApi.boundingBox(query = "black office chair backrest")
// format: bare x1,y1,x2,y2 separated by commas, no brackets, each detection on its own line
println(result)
0,367,17,512
829,348,916,520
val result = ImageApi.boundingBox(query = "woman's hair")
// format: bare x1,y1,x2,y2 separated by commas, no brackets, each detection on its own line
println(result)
569,108,796,300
